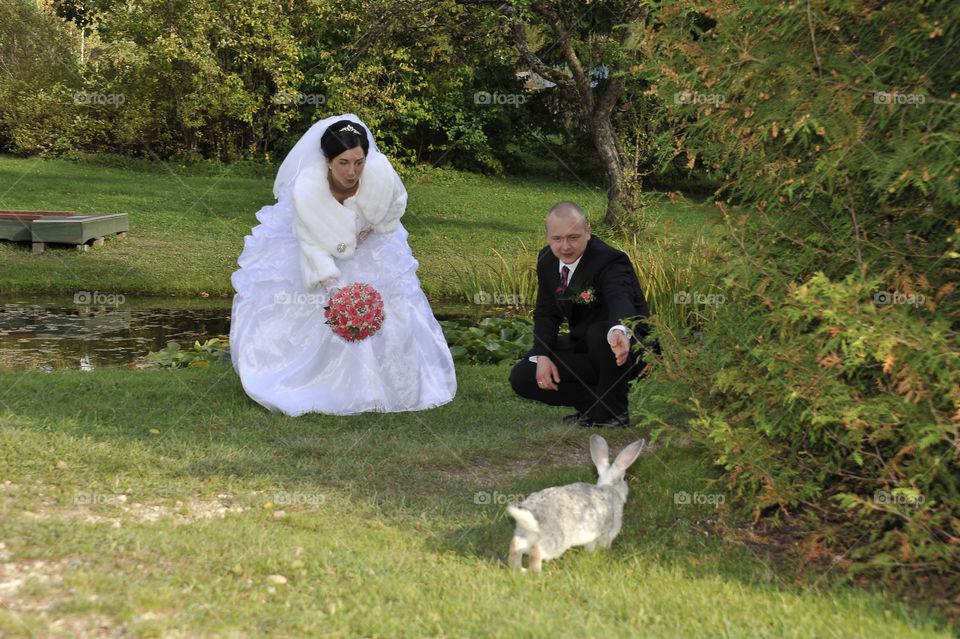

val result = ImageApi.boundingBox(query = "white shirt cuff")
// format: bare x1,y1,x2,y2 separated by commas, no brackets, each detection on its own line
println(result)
607,325,631,344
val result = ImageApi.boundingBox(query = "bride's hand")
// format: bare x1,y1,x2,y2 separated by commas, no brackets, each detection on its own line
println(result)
357,229,373,244
323,278,341,294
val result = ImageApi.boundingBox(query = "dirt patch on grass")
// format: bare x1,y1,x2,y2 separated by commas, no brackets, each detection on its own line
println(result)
0,549,118,637
433,436,659,486
15,490,248,527
0,546,177,638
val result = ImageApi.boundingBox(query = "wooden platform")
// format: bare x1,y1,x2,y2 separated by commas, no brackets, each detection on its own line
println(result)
0,211,129,253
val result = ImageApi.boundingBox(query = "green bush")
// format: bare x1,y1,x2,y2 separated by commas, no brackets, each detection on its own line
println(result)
633,0,960,595
0,0,80,155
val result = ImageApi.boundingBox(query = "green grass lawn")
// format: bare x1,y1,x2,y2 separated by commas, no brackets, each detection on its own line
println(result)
0,155,716,300
0,364,951,637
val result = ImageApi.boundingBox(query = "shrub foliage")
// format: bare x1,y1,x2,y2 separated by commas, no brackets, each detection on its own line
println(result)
633,0,960,592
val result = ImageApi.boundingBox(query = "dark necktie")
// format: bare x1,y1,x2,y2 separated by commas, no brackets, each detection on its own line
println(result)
556,265,569,294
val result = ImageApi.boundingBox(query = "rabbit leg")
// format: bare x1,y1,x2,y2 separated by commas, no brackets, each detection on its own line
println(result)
597,529,620,549
508,536,526,571
529,543,543,574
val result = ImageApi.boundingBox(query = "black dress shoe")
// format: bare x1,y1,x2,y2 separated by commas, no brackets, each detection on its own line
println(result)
563,411,586,422
579,412,630,428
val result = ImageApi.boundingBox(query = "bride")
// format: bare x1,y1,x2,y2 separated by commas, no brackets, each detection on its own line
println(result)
230,114,457,416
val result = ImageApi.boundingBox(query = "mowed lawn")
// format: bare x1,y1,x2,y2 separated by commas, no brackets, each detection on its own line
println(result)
0,365,952,637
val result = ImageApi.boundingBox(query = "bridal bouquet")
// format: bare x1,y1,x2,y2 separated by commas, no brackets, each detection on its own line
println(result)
324,282,385,341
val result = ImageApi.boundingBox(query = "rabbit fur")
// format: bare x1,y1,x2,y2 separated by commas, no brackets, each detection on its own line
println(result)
506,434,646,573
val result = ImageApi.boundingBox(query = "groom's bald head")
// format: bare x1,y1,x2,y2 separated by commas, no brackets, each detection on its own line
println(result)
546,201,589,232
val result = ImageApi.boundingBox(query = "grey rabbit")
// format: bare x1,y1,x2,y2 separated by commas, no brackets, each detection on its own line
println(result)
506,434,646,573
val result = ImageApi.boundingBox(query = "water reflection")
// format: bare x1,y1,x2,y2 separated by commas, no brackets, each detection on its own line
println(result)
0,296,232,371
0,296,521,371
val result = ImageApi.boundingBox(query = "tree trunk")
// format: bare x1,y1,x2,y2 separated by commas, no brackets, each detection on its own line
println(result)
592,116,624,226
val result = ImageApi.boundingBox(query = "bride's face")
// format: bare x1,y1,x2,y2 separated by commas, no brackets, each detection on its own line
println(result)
327,146,366,192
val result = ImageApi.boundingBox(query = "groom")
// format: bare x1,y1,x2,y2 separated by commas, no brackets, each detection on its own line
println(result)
509,201,649,428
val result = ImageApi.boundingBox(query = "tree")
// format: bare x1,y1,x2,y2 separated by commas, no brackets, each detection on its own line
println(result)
0,0,81,155
493,0,650,225
297,0,530,172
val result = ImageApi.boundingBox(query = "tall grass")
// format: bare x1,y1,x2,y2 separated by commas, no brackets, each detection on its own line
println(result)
611,233,721,330
446,230,722,331
447,238,539,309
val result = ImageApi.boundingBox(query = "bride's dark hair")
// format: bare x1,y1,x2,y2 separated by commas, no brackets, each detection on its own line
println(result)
320,120,370,159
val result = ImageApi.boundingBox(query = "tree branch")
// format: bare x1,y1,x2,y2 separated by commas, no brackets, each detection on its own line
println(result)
532,0,592,112
805,0,823,81
846,190,863,264
506,17,574,90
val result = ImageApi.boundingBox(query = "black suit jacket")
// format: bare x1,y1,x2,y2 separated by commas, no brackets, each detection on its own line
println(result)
531,236,649,358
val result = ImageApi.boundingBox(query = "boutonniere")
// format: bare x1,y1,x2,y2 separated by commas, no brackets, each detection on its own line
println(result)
567,287,596,305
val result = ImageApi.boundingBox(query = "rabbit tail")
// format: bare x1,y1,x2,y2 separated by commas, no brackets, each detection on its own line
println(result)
507,505,541,535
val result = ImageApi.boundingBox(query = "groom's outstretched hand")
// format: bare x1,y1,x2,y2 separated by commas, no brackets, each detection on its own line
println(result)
609,330,630,367
535,356,561,391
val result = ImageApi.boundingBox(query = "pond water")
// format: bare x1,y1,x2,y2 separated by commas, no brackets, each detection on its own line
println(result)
0,295,484,371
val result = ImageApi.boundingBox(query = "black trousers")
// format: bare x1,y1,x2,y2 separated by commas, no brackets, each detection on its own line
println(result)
509,322,641,420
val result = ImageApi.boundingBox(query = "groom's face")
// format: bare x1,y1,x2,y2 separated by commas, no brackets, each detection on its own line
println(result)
545,214,591,265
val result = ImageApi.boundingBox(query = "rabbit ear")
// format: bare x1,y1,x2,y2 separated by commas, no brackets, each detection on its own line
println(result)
613,439,647,472
589,434,610,471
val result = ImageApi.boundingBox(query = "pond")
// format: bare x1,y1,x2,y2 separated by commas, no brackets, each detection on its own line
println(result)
0,295,486,371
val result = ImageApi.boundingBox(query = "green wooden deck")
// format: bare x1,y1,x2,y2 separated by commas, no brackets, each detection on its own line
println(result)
0,211,129,253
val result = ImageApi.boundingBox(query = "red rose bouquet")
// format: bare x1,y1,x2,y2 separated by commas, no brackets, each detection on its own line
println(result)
323,282,385,341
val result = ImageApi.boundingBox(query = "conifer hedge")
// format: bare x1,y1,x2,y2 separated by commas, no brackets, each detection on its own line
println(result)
635,0,959,593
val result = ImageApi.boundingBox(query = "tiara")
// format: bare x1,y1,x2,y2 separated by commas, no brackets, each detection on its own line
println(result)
338,124,362,135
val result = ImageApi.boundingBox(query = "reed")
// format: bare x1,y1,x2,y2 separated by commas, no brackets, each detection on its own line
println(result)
448,231,720,331
447,238,539,310
611,233,720,330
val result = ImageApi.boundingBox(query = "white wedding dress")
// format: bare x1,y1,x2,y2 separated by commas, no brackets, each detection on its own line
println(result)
230,115,457,416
